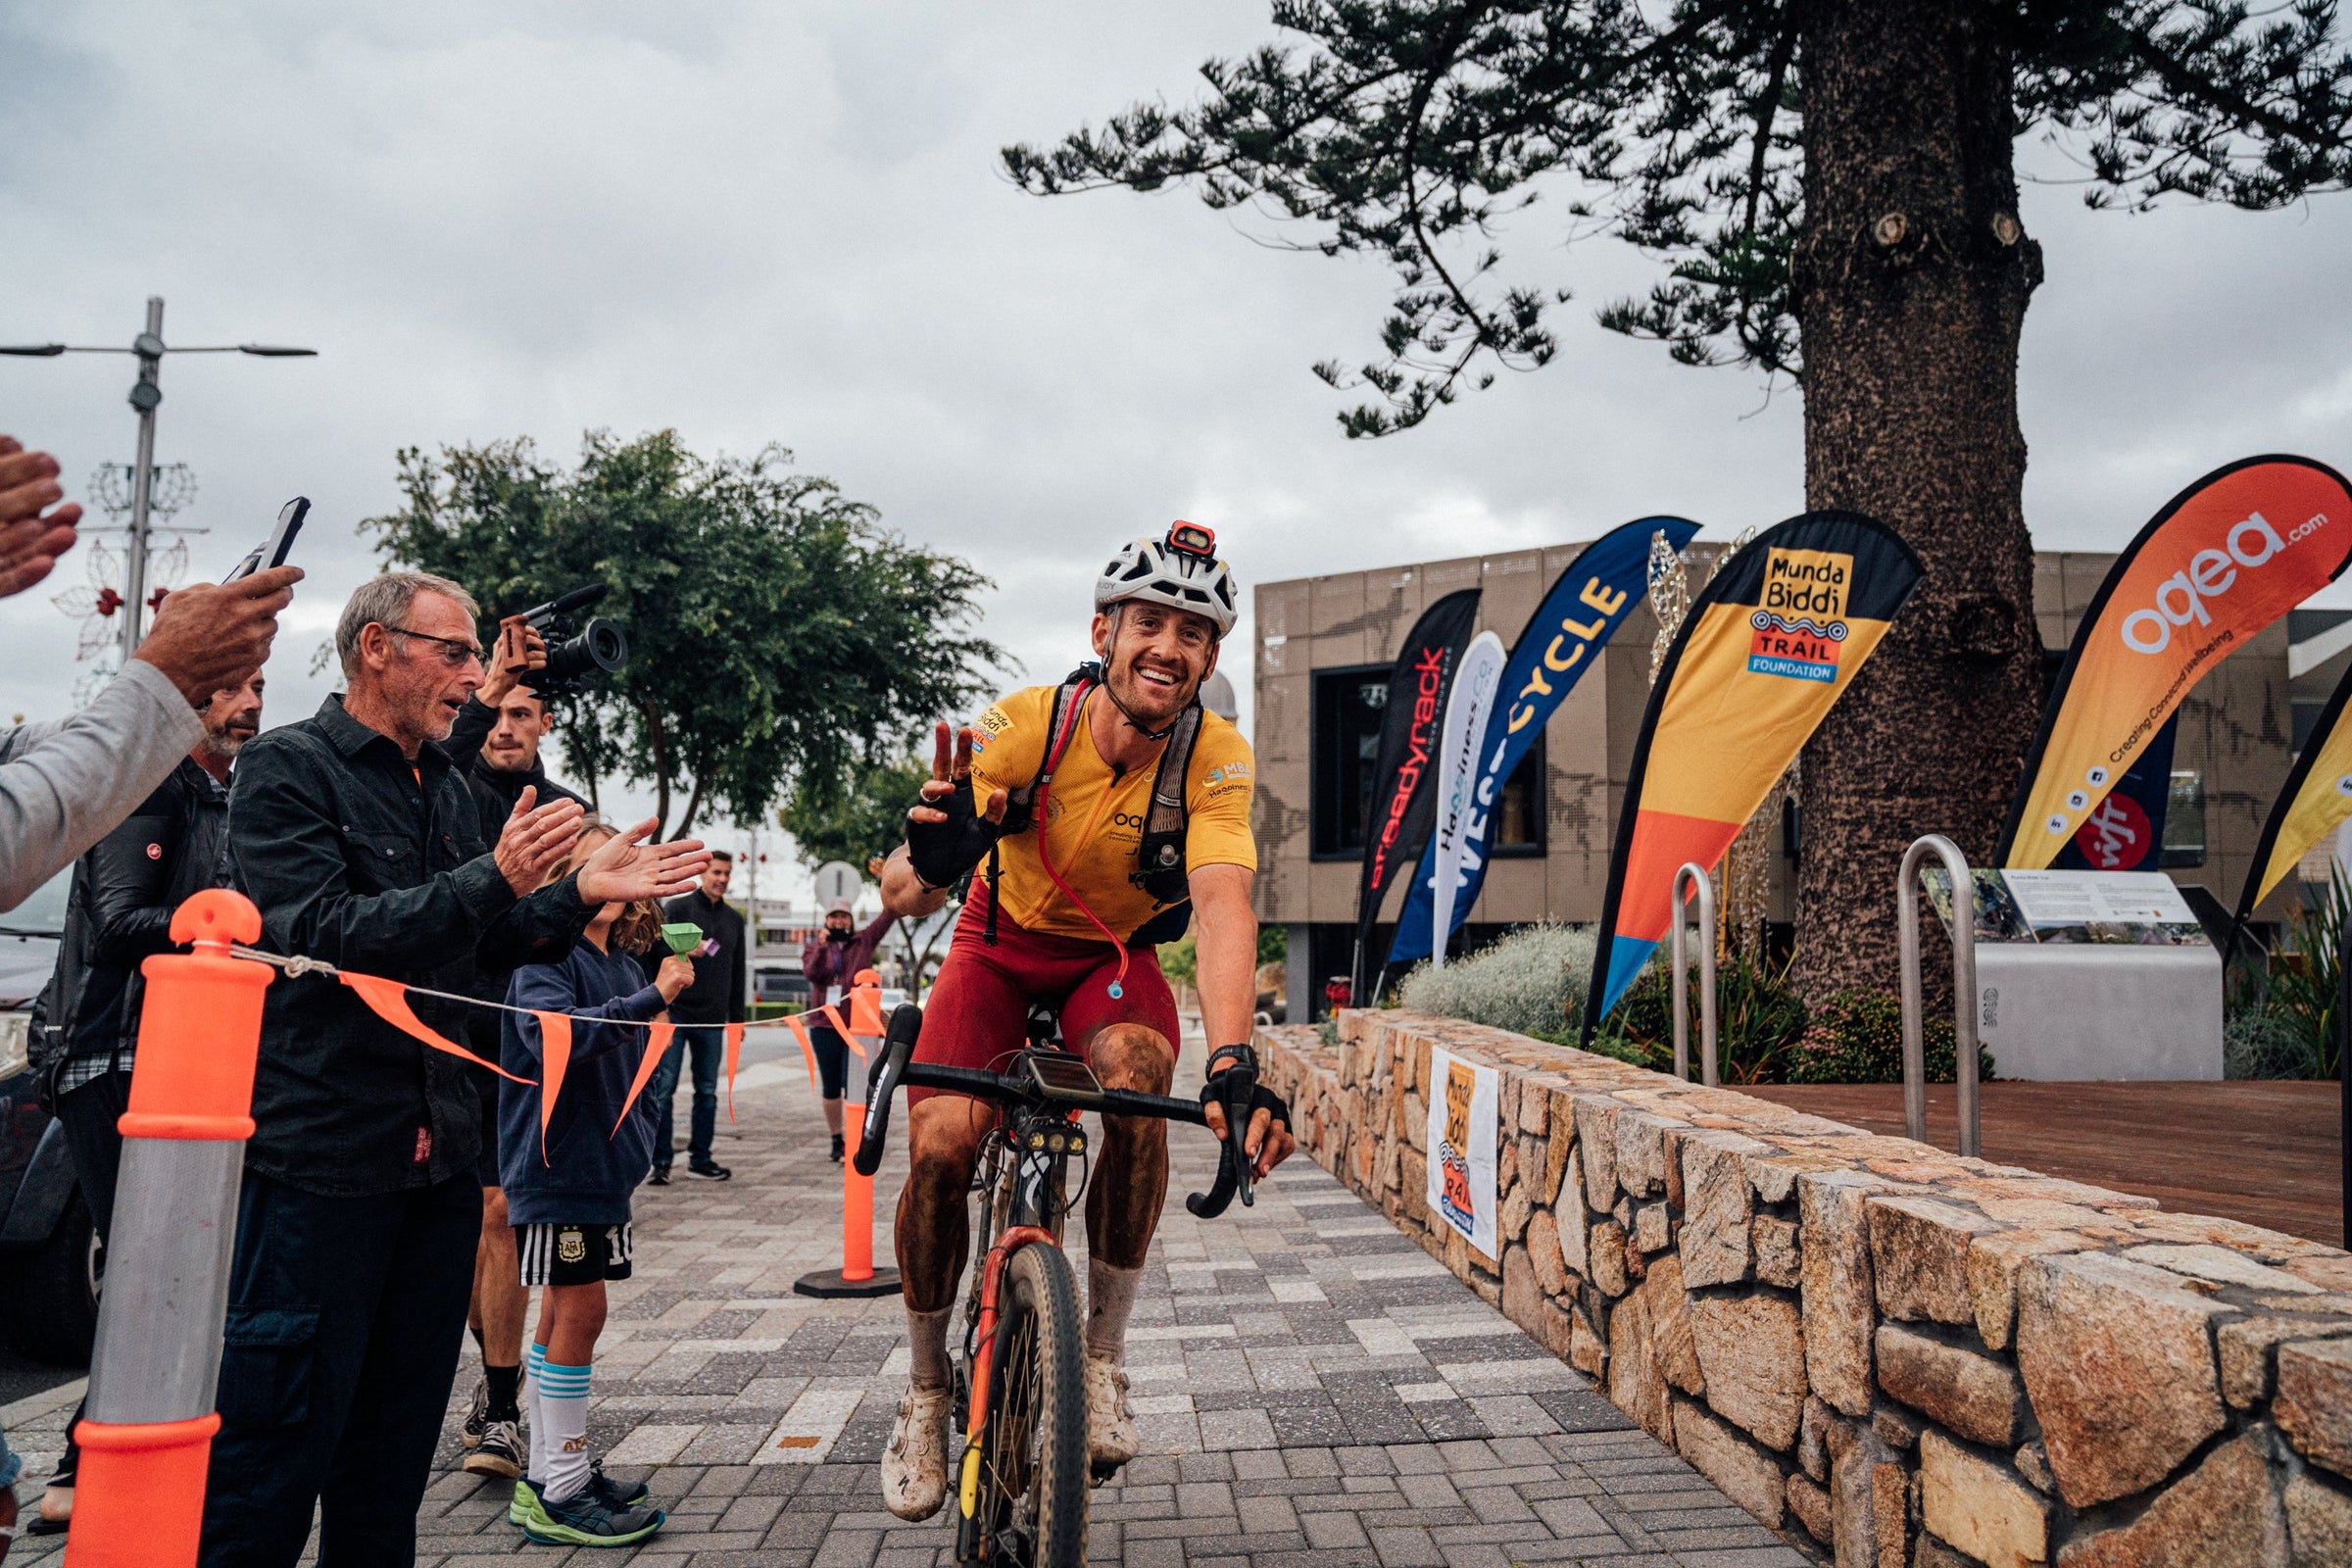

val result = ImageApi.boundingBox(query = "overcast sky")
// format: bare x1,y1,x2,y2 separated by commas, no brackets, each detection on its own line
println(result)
5,1,2349,900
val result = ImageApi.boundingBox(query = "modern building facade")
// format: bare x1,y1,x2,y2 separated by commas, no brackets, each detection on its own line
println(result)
1254,542,2323,1018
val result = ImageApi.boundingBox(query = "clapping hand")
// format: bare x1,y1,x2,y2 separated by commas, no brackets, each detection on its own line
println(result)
575,817,710,906
493,785,585,896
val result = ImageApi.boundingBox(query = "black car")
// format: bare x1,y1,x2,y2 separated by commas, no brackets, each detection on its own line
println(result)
0,868,95,1364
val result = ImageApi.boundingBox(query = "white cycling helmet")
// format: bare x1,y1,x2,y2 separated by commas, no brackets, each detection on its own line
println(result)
1095,521,1239,637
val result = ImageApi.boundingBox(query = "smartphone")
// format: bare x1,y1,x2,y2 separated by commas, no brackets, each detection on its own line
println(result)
223,497,309,583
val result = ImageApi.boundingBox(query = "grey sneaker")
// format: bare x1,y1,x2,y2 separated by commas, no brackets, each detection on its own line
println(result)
464,1416,523,1479
461,1379,489,1450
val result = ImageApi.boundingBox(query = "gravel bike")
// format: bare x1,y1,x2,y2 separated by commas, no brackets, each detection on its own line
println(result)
855,1002,1265,1568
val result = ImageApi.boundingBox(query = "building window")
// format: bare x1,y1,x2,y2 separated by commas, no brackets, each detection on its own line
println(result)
2162,770,2205,868
1489,734,1545,857
1312,663,1547,859
1312,664,1391,858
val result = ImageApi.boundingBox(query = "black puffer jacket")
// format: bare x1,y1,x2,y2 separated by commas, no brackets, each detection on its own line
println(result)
33,756,233,1094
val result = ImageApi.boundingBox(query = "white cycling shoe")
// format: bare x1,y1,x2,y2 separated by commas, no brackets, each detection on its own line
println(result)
1084,1354,1140,1476
882,1382,955,1521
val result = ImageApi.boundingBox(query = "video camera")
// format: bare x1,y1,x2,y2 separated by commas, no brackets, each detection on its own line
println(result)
515,583,629,699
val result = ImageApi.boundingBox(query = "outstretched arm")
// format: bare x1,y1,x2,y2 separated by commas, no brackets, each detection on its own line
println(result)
882,720,1007,919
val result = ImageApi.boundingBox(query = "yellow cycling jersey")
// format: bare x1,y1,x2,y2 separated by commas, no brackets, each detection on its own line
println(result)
966,683,1257,943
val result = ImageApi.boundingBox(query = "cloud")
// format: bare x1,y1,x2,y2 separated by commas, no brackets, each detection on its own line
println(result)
2,0,2346,888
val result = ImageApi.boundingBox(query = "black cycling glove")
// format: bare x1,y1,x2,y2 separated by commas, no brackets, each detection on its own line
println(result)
1200,1045,1292,1131
905,777,1006,891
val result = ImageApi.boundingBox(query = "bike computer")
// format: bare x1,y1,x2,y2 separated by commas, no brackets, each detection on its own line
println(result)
1021,1051,1105,1106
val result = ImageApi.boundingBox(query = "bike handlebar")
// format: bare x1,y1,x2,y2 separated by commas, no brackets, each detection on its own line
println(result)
851,1002,1253,1217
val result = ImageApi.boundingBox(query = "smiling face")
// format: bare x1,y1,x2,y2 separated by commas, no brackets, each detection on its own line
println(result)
1092,600,1221,729
349,589,483,754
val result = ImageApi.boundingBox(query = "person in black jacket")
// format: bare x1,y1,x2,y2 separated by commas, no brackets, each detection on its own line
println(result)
24,671,263,1533
650,854,745,1183
436,617,589,1480
201,572,710,1568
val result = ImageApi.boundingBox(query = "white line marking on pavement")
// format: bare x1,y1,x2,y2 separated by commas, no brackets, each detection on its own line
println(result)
754,1387,866,1465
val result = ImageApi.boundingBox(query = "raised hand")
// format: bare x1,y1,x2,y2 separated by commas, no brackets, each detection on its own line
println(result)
475,615,549,707
0,437,81,598
493,785,585,896
134,564,304,705
575,816,710,906
906,719,1007,826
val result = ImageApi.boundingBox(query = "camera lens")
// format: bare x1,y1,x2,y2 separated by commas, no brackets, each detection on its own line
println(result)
583,617,628,672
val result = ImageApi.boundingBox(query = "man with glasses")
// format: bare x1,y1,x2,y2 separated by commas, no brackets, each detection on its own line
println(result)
205,572,714,1568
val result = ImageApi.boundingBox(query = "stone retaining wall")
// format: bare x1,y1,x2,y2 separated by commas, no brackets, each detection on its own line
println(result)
1254,1009,2352,1567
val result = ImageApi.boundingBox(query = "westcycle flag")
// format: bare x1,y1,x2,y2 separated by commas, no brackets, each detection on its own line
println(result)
1425,630,1508,967
1581,511,1924,1036
1389,516,1704,966
2002,455,2352,869
2237,657,2352,926
1350,587,1482,1000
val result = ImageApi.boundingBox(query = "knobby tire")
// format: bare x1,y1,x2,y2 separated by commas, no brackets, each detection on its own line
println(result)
975,1242,1087,1568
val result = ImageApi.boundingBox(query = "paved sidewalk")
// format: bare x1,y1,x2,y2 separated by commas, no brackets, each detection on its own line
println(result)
6,1045,1810,1566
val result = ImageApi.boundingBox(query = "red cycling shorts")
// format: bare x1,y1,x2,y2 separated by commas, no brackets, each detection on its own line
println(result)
908,893,1180,1106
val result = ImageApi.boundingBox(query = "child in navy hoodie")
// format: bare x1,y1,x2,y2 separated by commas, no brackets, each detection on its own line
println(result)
499,822,695,1546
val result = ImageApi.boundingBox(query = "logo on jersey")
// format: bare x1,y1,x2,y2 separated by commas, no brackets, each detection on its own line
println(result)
1202,760,1251,786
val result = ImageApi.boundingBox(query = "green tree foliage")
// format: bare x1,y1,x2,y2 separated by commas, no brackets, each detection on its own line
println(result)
367,431,1003,838
781,751,934,873
1004,0,2352,435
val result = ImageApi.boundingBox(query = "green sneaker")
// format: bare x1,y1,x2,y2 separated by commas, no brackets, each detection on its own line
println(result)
518,1477,665,1547
508,1477,550,1530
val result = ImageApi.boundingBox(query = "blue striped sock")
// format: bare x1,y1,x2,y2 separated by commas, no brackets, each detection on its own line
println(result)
539,1360,594,1503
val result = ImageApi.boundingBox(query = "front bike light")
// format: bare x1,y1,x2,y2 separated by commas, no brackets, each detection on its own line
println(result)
1047,1131,1067,1153
1067,1134,1085,1153
1029,1131,1047,1151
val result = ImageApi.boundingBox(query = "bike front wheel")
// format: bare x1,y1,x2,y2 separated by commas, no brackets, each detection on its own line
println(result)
972,1241,1088,1568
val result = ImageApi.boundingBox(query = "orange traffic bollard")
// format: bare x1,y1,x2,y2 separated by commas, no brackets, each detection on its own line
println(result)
793,970,903,1298
67,890,273,1568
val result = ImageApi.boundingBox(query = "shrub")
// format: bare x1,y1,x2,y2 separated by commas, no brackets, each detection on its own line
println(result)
1596,949,1809,1083
2224,1004,2323,1080
2251,877,2346,1081
1783,989,1991,1084
1396,924,1597,1041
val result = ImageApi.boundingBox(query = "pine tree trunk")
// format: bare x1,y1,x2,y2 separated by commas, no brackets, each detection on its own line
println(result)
1791,0,2045,1001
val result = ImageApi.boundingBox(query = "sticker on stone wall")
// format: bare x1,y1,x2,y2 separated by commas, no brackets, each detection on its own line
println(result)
1425,1047,1498,1256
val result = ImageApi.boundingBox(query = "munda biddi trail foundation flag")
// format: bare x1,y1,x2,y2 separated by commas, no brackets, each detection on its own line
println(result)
2238,656,2352,926
1350,587,1482,1000
2002,455,2352,870
1387,516,1704,967
1581,511,1924,1038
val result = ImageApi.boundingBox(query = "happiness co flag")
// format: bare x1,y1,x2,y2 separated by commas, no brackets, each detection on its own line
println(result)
1581,511,1924,1036
1388,516,1703,967
1424,630,1507,968
1350,587,1482,1000
2237,658,2352,924
2002,456,2352,869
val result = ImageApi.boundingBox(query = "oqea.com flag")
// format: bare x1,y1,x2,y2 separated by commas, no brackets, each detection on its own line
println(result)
2002,456,2352,869
1582,511,1923,1036
1388,516,1702,966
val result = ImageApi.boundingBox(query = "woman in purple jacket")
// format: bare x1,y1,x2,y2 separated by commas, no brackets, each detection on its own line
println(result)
800,897,898,1161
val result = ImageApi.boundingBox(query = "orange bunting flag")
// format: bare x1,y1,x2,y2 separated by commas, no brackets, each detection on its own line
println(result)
532,1011,573,1164
612,1022,676,1138
817,1004,863,1059
723,1022,746,1125
779,1012,820,1095
342,973,536,1085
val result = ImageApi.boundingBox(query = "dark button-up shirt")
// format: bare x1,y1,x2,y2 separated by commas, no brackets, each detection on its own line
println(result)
229,695,596,1197
660,888,745,1025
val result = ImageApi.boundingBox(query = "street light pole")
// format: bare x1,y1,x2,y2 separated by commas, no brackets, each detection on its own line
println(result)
122,298,166,659
0,295,316,662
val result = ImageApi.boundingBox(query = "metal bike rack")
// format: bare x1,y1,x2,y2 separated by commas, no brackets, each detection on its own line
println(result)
1669,861,1719,1088
1897,834,1983,1157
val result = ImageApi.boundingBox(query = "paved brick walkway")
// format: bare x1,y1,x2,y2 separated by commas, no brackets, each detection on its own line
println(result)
6,1042,1809,1566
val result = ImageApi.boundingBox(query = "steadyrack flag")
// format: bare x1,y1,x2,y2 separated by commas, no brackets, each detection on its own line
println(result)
1389,517,1703,967
1426,630,1507,967
1350,587,1481,1001
2002,456,2352,870
1581,512,1923,1036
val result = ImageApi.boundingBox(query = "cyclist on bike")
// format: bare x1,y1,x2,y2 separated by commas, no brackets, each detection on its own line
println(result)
873,522,1296,1521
